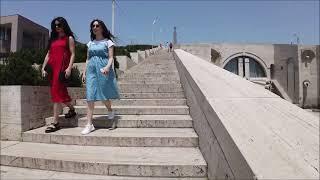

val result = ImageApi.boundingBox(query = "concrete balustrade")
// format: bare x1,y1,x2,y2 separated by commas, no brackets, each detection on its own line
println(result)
137,50,146,60
115,55,136,72
73,48,159,76
0,86,85,140
174,49,319,179
0,86,52,140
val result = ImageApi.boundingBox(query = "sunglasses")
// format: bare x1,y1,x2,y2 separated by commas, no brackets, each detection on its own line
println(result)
55,23,62,28
92,24,100,28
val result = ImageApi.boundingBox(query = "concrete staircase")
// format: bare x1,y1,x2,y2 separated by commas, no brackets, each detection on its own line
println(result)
1,51,207,179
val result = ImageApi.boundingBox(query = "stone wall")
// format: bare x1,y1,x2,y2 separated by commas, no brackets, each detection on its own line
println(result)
116,56,136,72
137,50,146,60
177,43,320,108
273,44,299,103
174,49,319,179
1,86,51,140
130,52,140,64
298,45,320,108
0,86,85,140
178,43,274,78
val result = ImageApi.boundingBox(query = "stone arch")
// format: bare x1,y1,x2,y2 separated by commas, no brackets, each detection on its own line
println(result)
222,52,269,78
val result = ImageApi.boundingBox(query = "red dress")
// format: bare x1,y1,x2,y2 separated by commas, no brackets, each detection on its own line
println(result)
47,36,71,103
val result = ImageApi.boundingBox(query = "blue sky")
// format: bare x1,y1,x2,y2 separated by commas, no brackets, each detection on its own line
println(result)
1,0,319,45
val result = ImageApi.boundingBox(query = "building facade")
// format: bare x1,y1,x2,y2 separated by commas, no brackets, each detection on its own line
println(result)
0,14,49,54
177,43,320,108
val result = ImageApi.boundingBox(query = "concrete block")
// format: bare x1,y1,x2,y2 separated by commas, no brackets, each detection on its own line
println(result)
76,98,187,106
23,127,198,147
1,141,207,177
63,106,189,115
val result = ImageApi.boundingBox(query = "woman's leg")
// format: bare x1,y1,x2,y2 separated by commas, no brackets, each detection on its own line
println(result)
87,101,95,125
64,101,76,118
81,101,95,135
64,102,75,111
103,100,116,129
45,102,61,133
53,102,61,124
102,100,112,112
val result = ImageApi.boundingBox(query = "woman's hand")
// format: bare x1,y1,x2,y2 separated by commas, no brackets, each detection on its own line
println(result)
65,67,72,78
41,69,47,77
101,66,110,75
82,73,86,83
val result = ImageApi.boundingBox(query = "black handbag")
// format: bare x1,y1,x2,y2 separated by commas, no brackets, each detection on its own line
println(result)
44,64,52,75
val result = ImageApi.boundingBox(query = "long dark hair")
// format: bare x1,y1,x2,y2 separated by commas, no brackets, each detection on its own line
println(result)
90,19,115,42
47,17,75,49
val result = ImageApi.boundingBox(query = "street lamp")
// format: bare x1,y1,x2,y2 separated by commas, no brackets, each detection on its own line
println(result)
152,17,158,50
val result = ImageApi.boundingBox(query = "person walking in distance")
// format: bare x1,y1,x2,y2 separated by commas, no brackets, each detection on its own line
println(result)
169,42,173,52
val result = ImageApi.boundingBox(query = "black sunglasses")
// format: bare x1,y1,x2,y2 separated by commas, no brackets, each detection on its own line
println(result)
55,23,62,28
92,24,100,28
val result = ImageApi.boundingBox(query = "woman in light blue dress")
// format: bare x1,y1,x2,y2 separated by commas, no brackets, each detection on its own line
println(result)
81,19,119,135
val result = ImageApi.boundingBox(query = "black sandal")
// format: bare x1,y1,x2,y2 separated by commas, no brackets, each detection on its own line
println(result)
45,123,60,133
65,109,76,118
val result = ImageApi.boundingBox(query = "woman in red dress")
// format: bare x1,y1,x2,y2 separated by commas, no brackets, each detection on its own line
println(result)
41,17,76,133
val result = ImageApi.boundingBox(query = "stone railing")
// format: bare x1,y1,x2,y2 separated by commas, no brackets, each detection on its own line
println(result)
174,49,319,179
1,86,52,140
0,86,85,141
73,47,161,77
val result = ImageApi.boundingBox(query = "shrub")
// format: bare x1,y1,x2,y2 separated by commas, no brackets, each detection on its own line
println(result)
0,49,82,87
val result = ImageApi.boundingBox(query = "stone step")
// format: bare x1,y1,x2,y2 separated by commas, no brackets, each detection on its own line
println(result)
128,66,177,70
22,127,198,147
45,115,193,128
138,60,175,64
0,166,207,180
123,71,178,74
119,77,180,81
118,77,181,83
76,98,187,106
121,72,179,78
63,105,189,115
119,80,181,84
119,83,183,93
118,76,180,80
131,66,177,70
1,141,207,177
127,69,178,73
120,92,185,99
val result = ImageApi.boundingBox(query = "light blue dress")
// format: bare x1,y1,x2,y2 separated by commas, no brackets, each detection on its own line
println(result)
86,39,120,101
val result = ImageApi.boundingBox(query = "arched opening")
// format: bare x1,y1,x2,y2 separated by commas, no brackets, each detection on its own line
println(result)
249,59,266,77
224,58,238,75
224,56,266,78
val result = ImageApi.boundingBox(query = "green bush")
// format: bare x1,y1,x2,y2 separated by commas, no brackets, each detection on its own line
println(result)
68,66,82,87
74,42,87,63
0,53,47,86
0,49,82,87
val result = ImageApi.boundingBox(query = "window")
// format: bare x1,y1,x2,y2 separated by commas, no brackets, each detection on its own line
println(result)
224,56,266,78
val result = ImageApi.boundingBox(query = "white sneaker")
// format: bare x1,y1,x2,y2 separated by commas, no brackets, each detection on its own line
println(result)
108,110,115,120
81,124,95,135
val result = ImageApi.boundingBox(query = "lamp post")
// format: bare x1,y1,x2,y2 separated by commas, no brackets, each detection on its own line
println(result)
152,17,158,50
112,0,115,34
